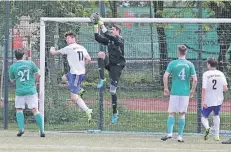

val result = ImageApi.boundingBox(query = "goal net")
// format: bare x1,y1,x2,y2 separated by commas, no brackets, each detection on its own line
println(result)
39,17,231,133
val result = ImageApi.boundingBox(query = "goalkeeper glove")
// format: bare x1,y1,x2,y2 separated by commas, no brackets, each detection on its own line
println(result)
94,24,98,29
98,17,104,26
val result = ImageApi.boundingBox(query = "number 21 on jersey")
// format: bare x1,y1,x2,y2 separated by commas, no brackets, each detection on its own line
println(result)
178,68,185,80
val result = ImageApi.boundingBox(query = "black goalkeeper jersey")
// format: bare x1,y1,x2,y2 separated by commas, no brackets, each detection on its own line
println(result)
95,31,126,66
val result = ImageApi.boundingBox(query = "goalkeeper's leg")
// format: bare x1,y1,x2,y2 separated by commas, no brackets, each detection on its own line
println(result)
97,51,107,89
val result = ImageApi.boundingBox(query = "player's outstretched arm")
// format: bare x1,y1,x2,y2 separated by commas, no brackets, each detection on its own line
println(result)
94,24,109,45
50,46,69,55
50,47,61,55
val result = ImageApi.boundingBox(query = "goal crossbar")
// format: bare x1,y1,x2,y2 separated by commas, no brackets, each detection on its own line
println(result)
41,17,231,23
39,17,231,131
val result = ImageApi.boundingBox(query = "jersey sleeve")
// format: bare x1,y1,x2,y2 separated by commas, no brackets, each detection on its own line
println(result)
58,46,70,55
31,61,39,74
202,72,207,89
190,63,196,76
9,66,15,81
166,61,173,73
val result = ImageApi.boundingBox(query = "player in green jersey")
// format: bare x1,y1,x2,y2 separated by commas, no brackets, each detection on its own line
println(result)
161,45,197,142
9,48,45,137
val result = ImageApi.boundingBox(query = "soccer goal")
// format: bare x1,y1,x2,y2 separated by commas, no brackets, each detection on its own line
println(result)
39,17,231,133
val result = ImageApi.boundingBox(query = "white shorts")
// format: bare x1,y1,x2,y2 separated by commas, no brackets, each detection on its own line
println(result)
168,95,189,113
15,94,38,109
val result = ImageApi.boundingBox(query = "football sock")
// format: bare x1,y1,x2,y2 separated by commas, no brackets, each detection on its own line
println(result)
112,94,117,114
34,113,44,133
213,115,220,136
16,112,24,131
178,115,185,137
167,116,175,135
76,98,89,112
201,117,210,129
98,58,105,79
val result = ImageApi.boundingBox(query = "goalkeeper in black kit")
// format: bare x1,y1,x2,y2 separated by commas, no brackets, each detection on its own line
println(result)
91,12,126,124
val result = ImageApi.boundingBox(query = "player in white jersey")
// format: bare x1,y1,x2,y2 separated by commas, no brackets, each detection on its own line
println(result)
50,32,93,123
201,57,228,141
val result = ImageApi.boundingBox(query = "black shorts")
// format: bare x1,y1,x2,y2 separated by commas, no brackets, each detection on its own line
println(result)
104,55,124,84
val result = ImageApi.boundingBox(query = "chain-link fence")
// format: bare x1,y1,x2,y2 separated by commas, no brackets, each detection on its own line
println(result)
0,1,231,134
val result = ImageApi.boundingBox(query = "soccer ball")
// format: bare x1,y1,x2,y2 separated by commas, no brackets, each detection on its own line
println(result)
90,12,100,24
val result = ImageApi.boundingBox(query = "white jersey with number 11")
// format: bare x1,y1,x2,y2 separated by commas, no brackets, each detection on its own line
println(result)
59,43,89,75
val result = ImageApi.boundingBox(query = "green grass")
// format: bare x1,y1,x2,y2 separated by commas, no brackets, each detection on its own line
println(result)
1,130,230,152
2,110,231,134
2,87,231,133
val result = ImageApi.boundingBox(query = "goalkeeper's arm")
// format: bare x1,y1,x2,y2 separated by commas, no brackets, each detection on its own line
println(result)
94,24,109,45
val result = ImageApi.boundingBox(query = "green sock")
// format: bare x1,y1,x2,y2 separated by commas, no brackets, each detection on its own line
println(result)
16,112,24,131
178,118,185,136
34,113,44,133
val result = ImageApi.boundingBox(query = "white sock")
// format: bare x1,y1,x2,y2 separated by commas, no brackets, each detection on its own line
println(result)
213,115,220,136
76,98,89,112
201,117,210,129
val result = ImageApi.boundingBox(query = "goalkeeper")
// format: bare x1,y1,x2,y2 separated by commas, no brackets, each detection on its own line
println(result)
91,13,126,124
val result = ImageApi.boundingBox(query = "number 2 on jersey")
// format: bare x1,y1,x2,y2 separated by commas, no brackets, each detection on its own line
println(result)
212,79,217,90
178,68,185,80
18,69,30,82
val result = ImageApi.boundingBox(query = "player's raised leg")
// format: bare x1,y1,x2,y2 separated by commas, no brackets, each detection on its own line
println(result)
97,51,106,89
66,73,93,123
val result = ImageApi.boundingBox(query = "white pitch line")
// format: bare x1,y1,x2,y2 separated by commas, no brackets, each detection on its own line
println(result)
0,144,228,152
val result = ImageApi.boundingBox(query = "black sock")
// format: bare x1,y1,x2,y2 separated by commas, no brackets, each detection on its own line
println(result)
112,94,117,114
98,58,105,79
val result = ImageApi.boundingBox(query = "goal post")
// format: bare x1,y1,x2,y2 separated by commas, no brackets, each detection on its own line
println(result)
39,17,231,132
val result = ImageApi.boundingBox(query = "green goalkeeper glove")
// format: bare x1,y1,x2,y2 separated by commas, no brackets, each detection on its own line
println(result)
94,24,98,29
98,17,104,26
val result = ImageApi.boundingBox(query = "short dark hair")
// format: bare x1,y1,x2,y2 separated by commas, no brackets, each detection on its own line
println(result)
207,57,218,67
112,24,122,34
64,31,77,39
14,48,25,60
178,45,187,55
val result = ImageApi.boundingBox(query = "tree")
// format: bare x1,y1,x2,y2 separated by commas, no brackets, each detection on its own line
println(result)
10,1,97,82
206,1,231,71
2,1,97,102
185,1,231,71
